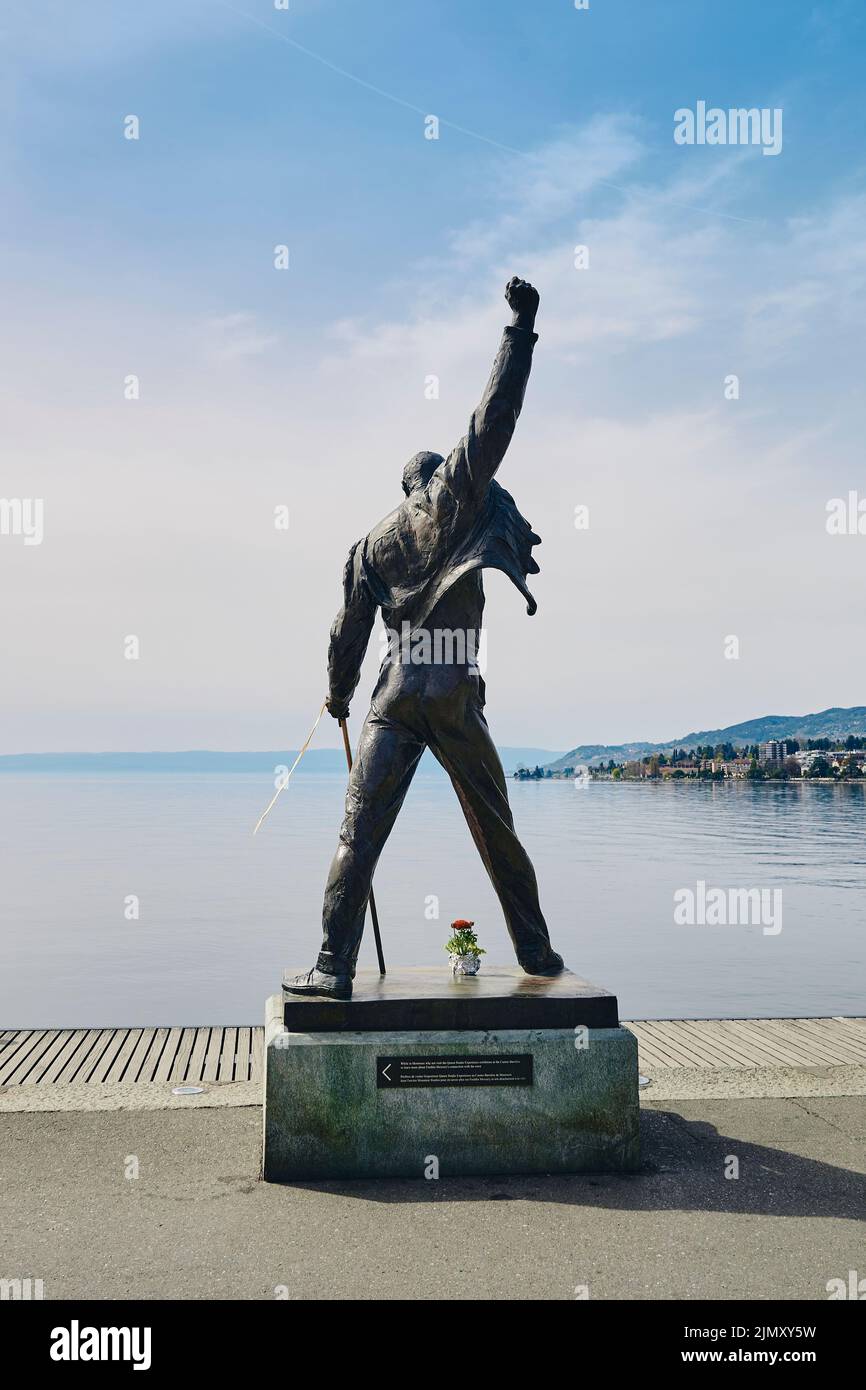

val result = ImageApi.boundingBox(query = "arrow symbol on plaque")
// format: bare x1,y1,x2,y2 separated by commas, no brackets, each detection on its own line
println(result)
381,1064,392,1080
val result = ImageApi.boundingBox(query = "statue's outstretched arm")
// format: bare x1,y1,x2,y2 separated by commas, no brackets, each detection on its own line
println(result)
435,277,539,510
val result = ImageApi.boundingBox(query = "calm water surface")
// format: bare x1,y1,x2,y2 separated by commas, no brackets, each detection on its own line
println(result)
0,774,863,1024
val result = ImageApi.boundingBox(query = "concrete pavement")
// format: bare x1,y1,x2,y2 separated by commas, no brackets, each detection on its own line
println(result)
1,1097,863,1300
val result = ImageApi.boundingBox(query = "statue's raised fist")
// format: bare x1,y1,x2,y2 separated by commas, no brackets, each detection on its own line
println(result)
504,276,540,321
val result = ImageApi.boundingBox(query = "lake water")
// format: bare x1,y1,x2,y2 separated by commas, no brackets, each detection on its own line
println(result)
0,774,864,1025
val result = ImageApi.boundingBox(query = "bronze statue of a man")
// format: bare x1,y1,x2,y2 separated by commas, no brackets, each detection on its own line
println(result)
286,278,564,1000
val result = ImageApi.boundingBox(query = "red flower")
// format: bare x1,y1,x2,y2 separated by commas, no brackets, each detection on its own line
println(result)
451,919,475,929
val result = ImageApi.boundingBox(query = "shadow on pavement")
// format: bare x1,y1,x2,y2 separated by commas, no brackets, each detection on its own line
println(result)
275,1108,866,1218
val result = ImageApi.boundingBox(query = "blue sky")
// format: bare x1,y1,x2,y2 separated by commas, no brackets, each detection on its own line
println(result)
2,1,866,750
6,2,865,324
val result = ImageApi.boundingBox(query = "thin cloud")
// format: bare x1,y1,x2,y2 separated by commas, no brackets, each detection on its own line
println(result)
200,313,280,364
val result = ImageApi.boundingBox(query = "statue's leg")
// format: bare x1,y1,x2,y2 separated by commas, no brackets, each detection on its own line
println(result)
428,686,563,974
317,708,425,978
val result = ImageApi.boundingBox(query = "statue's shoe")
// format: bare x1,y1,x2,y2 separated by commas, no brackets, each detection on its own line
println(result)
519,949,565,977
283,968,352,1000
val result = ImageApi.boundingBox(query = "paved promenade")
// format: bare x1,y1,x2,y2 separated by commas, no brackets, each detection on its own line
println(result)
1,1099,863,1299
2,1017,863,1299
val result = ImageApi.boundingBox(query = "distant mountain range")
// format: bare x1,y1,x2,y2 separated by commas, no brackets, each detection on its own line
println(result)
6,709,866,776
0,747,563,776
545,707,866,772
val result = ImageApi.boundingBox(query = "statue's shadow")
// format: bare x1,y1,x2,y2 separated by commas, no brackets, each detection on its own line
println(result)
282,1109,866,1218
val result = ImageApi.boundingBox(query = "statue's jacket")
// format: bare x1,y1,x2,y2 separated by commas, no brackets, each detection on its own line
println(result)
328,325,541,710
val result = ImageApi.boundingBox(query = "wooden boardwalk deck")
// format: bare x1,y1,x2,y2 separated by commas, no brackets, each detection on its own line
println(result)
625,1016,866,1070
1,1018,865,1086
0,1026,262,1087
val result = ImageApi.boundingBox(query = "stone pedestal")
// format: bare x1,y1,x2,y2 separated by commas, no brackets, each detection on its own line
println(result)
263,968,639,1181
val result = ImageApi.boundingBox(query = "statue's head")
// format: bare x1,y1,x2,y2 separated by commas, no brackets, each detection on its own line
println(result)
402,450,444,497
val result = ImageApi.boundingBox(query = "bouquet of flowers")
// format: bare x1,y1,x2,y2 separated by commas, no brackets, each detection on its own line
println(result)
445,919,485,975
